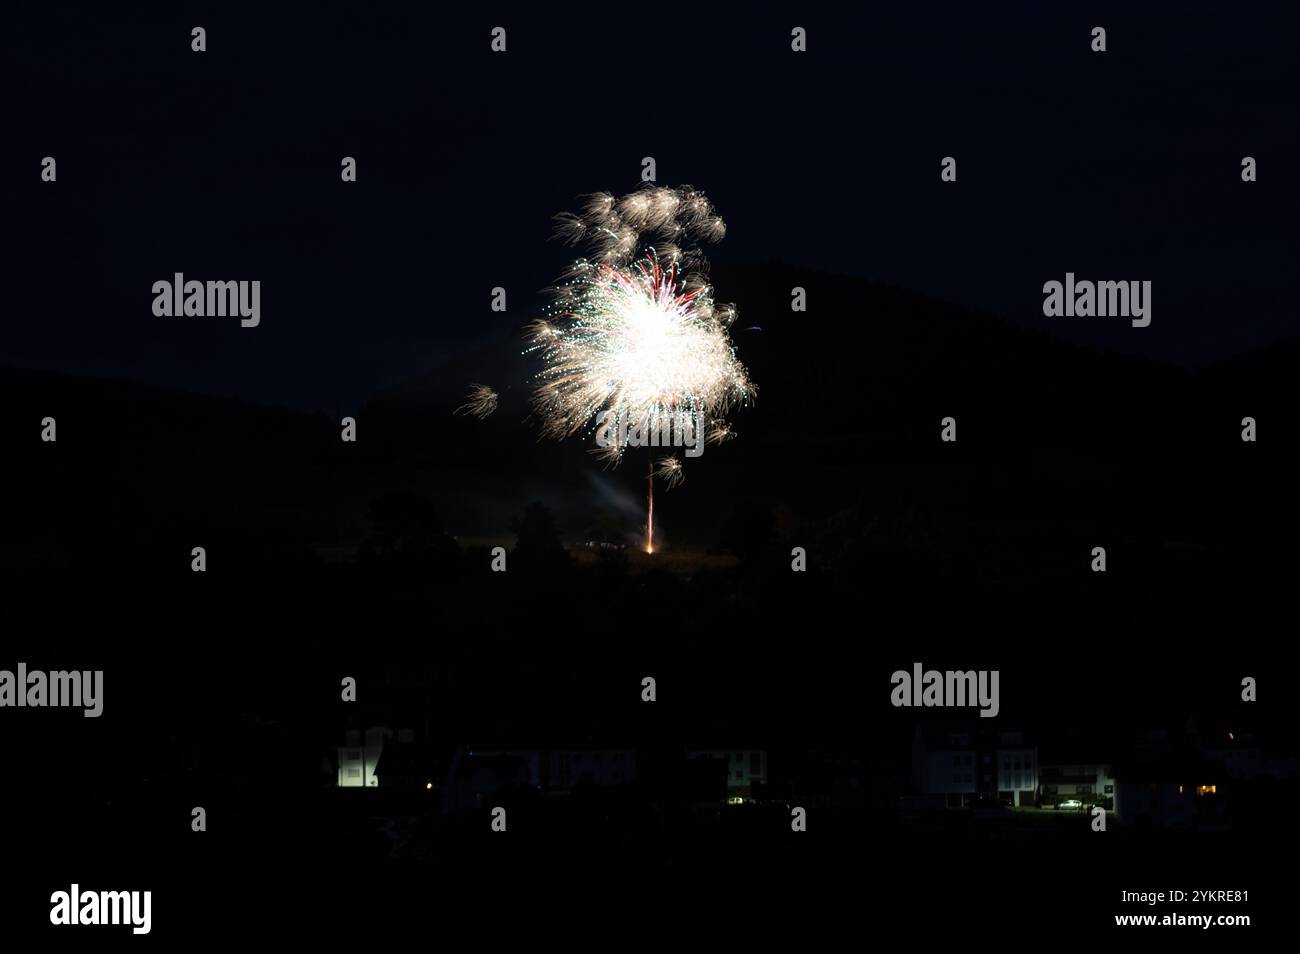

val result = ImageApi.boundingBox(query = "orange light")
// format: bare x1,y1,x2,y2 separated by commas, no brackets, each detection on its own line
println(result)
1228,732,1235,741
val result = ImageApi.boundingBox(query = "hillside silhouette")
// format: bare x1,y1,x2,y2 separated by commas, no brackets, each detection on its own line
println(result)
4,261,1295,607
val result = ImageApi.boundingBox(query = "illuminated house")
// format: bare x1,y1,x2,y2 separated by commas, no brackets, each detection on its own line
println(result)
912,724,1038,807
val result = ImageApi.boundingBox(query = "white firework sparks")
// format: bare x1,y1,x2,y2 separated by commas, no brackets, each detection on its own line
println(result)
529,186,754,463
655,456,685,490
706,422,737,445
454,383,499,419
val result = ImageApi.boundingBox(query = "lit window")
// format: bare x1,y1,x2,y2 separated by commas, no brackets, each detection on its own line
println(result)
1197,784,1217,796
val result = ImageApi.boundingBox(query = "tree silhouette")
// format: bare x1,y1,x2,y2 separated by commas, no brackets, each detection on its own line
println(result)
510,501,571,575
359,492,460,571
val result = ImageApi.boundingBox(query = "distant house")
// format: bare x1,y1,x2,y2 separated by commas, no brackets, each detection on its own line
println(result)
680,756,730,810
1038,762,1115,806
1113,717,1232,828
1113,756,1224,828
458,746,637,791
1263,754,1300,780
685,748,767,799
550,748,636,788
1113,778,1190,828
788,749,874,811
1201,729,1265,779
443,751,536,814
912,724,1037,807
372,728,437,792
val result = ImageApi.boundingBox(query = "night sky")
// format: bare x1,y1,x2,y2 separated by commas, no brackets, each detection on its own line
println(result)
9,3,1297,410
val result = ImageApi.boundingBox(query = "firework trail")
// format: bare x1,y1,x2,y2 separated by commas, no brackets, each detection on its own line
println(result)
529,184,755,552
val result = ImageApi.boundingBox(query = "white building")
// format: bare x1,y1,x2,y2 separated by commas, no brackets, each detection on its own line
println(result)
337,726,395,788
995,733,1037,806
912,725,1038,807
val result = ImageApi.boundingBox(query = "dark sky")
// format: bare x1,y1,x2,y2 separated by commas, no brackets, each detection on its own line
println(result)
7,2,1297,410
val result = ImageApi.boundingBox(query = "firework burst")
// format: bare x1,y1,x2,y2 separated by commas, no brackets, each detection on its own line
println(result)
454,383,499,419
529,185,753,458
706,422,737,445
655,456,685,490
529,185,755,552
